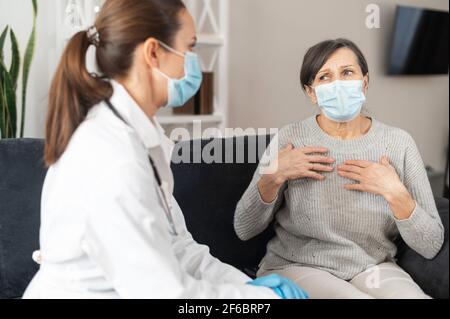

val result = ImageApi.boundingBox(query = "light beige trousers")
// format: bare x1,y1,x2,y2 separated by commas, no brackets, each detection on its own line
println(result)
258,262,431,299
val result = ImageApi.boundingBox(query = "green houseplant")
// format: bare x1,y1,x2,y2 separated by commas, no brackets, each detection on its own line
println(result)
0,0,37,139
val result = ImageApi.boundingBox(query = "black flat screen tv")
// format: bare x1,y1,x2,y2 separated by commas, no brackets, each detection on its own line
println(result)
388,6,449,75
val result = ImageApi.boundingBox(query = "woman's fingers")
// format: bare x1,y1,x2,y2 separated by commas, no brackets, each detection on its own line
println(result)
338,164,362,175
338,170,362,182
308,163,334,172
303,171,326,180
380,156,391,166
344,160,372,168
281,144,294,152
307,155,336,164
301,146,329,154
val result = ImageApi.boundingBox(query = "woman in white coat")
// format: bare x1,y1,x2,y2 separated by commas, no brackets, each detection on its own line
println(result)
23,0,307,299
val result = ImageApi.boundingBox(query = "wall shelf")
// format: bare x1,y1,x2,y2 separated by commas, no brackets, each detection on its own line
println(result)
197,33,224,46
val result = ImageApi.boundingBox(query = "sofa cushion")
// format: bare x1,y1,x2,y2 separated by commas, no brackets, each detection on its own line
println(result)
0,137,448,299
171,136,275,277
0,139,46,299
396,198,449,299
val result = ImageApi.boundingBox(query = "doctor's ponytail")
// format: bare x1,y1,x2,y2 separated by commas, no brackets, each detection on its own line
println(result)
45,31,112,166
45,0,186,166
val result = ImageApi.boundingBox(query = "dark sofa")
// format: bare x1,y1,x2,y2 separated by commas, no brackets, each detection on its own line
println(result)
0,138,448,299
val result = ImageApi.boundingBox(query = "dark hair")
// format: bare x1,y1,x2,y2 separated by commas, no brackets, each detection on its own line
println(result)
300,38,369,91
45,0,186,166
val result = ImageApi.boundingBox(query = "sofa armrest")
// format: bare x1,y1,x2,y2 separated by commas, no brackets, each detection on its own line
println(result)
396,197,449,299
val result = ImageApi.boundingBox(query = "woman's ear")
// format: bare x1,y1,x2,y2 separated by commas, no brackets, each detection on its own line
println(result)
143,38,162,69
305,85,318,104
362,74,369,95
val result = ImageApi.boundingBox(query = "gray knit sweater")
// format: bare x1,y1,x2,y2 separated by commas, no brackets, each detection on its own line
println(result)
234,115,444,280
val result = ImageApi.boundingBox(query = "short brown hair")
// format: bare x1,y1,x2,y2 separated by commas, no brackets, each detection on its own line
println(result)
300,38,369,91
45,0,186,166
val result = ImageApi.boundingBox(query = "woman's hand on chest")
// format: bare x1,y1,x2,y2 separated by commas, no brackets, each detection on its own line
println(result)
337,156,415,220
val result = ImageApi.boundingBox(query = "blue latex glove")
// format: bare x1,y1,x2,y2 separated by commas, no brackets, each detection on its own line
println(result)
248,274,309,299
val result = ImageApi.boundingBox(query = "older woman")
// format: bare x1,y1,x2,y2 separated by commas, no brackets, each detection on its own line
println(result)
234,39,444,299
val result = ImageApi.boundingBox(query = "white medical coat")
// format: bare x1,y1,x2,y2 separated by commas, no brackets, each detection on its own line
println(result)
23,80,277,299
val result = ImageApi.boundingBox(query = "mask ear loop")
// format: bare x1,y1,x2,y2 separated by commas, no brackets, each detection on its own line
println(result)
152,41,183,80
154,41,186,79
153,67,171,80
158,41,185,58
154,40,193,81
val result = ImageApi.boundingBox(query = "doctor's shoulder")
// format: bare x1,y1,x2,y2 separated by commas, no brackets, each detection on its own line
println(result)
65,104,147,170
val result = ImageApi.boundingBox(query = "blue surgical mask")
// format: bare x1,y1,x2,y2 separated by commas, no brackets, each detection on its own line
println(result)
155,41,203,108
314,80,366,123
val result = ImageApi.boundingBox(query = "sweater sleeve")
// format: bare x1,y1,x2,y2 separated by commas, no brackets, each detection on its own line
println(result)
394,133,445,260
234,132,289,241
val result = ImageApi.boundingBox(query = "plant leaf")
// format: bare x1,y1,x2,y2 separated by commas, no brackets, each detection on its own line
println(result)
1,59,8,137
20,0,38,138
9,29,21,90
0,26,9,62
31,0,37,15
0,61,17,138
0,75,6,138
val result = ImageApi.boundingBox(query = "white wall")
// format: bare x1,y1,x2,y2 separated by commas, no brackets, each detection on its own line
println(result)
228,0,449,172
